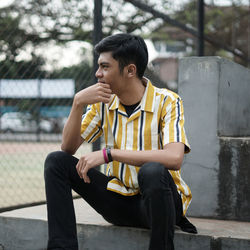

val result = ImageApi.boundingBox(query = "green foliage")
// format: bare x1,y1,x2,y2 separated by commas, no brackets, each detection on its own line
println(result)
0,57,46,79
1,0,249,78
0,0,159,79
150,0,250,66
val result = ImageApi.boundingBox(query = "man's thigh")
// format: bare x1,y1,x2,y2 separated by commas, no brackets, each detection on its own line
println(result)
69,166,147,228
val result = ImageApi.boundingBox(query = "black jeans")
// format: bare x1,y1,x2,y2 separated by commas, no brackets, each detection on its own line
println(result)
44,151,183,250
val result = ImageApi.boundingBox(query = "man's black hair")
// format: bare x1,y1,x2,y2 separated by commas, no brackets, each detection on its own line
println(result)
94,33,148,79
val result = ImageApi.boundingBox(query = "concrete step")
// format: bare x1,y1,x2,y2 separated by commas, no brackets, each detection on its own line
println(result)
0,198,250,250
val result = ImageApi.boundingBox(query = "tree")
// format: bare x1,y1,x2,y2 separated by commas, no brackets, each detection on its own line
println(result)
124,0,250,67
173,0,250,66
2,0,248,75
0,0,168,79
0,8,47,78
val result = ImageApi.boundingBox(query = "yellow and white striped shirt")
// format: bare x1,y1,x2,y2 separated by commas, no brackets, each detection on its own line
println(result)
81,79,192,214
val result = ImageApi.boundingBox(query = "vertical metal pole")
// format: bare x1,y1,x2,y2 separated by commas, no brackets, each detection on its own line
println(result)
197,0,204,56
92,0,102,153
93,0,103,76
0,80,1,116
36,79,41,142
248,0,250,67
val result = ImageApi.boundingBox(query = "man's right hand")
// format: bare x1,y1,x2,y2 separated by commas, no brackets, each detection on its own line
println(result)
74,82,112,107
61,82,112,155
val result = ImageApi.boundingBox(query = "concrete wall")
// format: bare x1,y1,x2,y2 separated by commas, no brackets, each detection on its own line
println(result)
178,57,250,221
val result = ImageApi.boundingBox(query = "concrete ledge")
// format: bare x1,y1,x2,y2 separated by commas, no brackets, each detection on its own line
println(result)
0,199,250,250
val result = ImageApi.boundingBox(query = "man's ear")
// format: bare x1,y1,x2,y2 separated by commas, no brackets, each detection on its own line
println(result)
126,64,137,77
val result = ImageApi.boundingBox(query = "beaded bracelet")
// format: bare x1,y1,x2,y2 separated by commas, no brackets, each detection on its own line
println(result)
102,148,109,164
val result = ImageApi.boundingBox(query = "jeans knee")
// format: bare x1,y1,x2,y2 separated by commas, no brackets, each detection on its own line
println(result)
138,162,165,193
44,151,68,177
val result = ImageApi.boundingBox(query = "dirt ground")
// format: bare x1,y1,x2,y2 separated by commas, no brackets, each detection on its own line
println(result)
0,141,92,210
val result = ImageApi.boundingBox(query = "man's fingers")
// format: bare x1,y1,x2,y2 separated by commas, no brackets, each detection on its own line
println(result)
101,96,111,104
98,93,111,101
76,161,81,178
94,83,112,103
76,158,85,179
82,165,90,183
97,89,111,98
76,157,91,183
97,83,112,93
100,83,111,89
102,92,112,98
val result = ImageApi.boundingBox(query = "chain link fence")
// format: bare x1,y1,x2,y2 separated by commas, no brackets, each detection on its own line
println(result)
0,69,94,211
0,78,93,210
0,0,95,210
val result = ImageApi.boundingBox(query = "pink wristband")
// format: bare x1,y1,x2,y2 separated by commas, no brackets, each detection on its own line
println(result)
102,148,109,164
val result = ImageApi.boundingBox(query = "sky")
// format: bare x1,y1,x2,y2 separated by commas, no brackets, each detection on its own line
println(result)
0,0,14,8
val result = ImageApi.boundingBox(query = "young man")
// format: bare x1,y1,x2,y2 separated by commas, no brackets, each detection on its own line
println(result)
44,33,196,250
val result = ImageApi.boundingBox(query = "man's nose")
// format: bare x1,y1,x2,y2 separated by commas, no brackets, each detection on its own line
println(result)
95,67,102,78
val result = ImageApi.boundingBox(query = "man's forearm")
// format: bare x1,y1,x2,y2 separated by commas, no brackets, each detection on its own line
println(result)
61,100,85,154
61,82,112,154
111,143,184,171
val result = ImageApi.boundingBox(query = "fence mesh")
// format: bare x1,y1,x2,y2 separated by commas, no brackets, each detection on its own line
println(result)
0,74,93,211
0,0,95,210
0,0,250,211
0,142,91,209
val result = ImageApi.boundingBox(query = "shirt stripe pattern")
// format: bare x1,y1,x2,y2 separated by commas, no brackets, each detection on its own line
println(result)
80,79,192,214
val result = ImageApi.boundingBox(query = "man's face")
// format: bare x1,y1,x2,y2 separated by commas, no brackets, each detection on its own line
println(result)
95,52,125,95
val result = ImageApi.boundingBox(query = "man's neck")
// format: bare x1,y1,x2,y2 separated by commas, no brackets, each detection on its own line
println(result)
118,78,146,105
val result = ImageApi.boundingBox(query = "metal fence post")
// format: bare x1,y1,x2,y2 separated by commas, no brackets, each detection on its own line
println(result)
197,0,204,56
92,0,103,153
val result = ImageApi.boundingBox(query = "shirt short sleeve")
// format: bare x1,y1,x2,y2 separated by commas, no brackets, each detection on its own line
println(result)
80,103,103,143
161,96,190,153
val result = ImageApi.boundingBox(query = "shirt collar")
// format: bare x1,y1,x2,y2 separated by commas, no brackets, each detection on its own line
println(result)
108,78,156,113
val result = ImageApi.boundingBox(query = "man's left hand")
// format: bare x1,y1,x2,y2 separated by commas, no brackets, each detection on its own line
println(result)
76,150,105,183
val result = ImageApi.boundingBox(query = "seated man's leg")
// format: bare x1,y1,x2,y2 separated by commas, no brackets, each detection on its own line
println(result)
44,151,81,249
70,165,147,229
138,162,183,250
44,151,113,249
44,151,146,249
